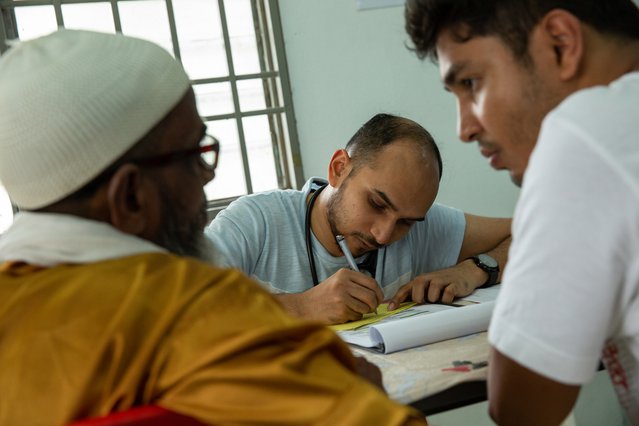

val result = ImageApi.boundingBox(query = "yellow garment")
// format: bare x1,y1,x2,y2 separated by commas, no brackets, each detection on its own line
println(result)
0,253,423,426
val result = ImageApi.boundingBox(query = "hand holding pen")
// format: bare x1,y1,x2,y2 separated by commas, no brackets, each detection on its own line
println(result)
335,234,382,316
296,235,382,324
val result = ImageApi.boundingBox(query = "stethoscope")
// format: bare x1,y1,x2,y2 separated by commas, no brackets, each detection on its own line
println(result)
304,181,378,286
304,182,327,285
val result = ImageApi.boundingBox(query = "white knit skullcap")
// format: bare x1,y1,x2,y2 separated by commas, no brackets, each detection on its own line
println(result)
0,29,191,209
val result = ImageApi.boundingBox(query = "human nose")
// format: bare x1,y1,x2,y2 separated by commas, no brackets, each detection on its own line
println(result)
456,99,481,143
371,217,395,246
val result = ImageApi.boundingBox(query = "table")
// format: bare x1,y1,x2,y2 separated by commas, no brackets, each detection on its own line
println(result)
352,331,490,415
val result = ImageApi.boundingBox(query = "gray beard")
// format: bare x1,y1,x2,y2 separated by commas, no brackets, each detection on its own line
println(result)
155,193,220,265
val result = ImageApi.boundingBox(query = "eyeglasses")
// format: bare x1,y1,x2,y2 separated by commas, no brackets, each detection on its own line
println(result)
131,134,220,172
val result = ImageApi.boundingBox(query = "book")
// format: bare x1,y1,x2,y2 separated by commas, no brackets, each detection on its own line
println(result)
334,285,500,354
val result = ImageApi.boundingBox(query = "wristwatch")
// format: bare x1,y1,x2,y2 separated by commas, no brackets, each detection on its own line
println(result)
470,253,500,287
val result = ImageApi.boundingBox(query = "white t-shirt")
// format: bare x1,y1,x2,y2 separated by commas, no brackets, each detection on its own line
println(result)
489,72,639,422
205,178,465,299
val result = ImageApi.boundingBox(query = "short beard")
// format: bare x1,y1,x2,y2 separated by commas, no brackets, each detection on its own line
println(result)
326,177,381,256
326,182,346,239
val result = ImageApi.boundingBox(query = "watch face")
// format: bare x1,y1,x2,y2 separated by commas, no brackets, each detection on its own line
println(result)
478,253,499,268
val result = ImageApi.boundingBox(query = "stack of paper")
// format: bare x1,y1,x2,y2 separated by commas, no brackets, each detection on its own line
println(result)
333,286,499,354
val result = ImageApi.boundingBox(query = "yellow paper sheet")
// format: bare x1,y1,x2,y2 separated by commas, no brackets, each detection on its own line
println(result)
329,302,416,331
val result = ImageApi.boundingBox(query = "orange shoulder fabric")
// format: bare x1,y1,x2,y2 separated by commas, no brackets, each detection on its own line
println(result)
0,253,423,426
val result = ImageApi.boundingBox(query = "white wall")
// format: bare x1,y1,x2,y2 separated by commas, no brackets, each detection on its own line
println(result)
278,0,520,217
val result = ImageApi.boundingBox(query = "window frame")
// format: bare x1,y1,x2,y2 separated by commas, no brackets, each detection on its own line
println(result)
0,0,303,221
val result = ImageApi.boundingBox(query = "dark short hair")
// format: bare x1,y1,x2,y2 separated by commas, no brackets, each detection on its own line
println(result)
345,113,443,180
405,0,639,63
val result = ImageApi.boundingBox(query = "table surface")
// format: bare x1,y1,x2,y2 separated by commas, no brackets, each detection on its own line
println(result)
352,331,490,415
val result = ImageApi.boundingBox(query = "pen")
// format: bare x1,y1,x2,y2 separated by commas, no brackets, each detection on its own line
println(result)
336,234,360,272
337,235,381,315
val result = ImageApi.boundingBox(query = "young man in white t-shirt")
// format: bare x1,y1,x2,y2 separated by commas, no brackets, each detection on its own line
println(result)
405,0,639,424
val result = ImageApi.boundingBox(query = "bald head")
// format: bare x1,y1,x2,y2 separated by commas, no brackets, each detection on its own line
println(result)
345,113,442,180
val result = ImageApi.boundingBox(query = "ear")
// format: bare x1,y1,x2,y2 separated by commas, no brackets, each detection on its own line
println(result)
105,164,150,235
327,149,352,187
538,9,584,81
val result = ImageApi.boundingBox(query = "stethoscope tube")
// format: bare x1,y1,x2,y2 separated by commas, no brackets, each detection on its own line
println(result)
305,183,327,286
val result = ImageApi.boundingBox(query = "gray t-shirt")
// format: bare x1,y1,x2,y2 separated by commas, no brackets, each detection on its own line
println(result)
205,178,466,299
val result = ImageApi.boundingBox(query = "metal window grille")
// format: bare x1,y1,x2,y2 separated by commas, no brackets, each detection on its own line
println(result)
0,0,303,223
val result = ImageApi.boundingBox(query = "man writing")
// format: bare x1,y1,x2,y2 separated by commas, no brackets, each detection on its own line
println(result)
206,113,511,324
0,29,425,426
405,0,639,423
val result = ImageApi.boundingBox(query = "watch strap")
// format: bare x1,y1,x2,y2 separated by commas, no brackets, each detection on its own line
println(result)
470,254,499,287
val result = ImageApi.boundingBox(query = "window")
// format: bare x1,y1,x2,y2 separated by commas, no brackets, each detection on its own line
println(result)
0,0,302,228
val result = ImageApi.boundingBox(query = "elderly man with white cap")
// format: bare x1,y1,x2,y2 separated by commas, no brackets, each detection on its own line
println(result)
0,30,426,426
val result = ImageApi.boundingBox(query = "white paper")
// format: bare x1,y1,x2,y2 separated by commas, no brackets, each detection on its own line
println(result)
456,286,500,304
338,300,497,354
